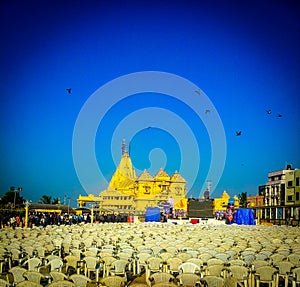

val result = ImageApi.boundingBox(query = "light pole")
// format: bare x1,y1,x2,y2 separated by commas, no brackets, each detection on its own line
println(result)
24,200,31,228
90,204,94,224
67,197,70,214
11,186,22,208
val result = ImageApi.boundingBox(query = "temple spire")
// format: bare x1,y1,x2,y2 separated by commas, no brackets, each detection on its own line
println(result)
121,139,126,154
109,140,136,190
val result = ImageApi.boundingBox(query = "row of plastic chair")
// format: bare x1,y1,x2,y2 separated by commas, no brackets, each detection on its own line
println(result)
1,223,300,287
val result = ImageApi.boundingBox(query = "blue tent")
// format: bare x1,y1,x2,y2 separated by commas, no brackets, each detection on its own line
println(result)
145,207,161,222
234,208,255,225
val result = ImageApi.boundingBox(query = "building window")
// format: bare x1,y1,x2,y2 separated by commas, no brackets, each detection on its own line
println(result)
143,185,150,194
296,177,299,186
296,192,299,201
287,195,293,202
287,181,293,187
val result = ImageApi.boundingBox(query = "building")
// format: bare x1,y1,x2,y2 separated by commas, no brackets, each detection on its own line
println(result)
77,147,187,216
213,191,239,211
247,195,264,207
285,168,300,206
254,165,300,225
213,190,230,214
211,191,240,219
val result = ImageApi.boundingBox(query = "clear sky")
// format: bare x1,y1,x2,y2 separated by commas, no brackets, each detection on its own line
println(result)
0,0,299,206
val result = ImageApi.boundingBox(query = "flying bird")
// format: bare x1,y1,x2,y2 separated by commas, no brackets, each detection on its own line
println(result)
66,88,72,94
195,89,201,95
278,114,283,118
205,109,210,114
236,131,242,136
266,109,271,115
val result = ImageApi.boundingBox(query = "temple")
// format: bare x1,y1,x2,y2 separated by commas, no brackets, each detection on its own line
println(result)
77,143,188,216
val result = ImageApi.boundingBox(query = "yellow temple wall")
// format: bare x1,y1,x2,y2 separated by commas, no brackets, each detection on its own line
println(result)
213,191,230,211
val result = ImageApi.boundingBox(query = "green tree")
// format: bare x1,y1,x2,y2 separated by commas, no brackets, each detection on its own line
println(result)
238,192,248,208
39,195,52,204
0,189,25,207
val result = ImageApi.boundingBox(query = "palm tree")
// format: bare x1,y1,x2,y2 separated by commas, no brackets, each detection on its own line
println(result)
52,197,59,204
39,195,52,204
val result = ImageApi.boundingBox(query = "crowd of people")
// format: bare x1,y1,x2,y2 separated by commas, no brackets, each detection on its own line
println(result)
0,210,132,228
0,211,24,228
214,203,235,224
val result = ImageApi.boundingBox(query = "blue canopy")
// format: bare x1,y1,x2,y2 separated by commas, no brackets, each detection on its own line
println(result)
234,208,255,225
145,207,161,222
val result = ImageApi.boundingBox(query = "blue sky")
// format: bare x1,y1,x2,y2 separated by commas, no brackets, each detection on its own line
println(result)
0,0,299,206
